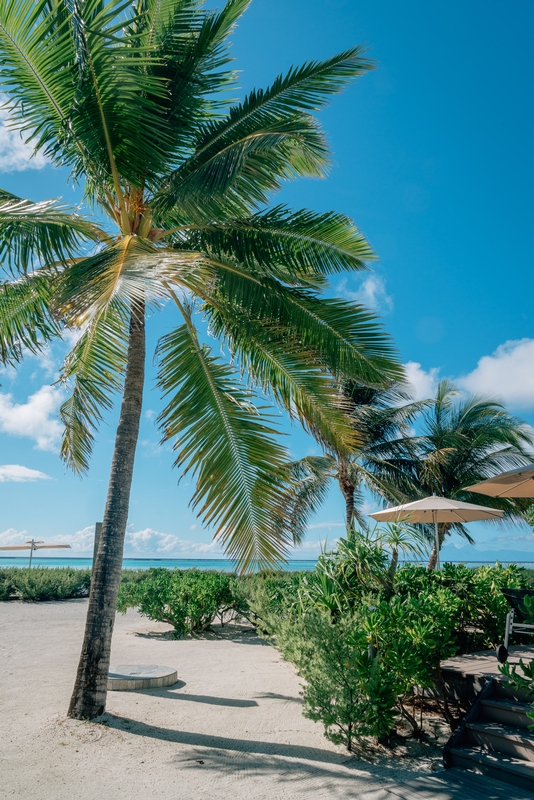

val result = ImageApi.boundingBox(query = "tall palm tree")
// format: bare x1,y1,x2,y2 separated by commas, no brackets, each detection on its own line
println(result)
0,0,401,718
279,381,426,542
370,380,533,569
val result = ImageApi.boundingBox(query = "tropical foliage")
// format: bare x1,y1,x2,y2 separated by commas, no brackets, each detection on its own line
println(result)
249,533,527,749
0,0,401,572
0,0,402,717
280,379,533,568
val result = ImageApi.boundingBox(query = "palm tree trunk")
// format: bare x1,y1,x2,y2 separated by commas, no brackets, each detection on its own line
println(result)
426,523,448,570
68,301,145,719
338,460,355,529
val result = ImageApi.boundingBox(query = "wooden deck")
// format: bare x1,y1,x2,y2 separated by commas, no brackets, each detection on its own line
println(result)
442,645,534,681
366,769,534,800
361,769,534,799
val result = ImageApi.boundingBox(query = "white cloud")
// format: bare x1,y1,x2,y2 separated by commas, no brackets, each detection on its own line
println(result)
0,528,28,547
0,385,63,451
0,464,51,483
404,361,439,400
337,275,393,314
0,101,48,172
457,338,534,410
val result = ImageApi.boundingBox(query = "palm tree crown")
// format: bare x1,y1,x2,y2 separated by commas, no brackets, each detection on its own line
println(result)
0,0,401,570
369,380,533,567
0,0,404,718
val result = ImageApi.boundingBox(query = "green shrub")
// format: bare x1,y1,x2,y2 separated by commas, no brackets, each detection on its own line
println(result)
9,567,91,601
116,568,239,636
395,562,526,652
241,571,304,635
283,611,400,751
0,568,14,600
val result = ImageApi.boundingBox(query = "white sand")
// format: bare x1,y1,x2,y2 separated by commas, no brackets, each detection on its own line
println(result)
1,600,445,799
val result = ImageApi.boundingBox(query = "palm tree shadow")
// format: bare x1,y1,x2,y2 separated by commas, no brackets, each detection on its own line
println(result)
100,714,354,767
255,692,303,704
137,687,258,708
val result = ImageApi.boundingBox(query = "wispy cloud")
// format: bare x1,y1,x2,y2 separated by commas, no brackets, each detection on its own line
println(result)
405,361,440,400
0,385,63,451
405,338,534,410
337,275,393,314
457,338,534,410
0,464,51,483
0,99,48,172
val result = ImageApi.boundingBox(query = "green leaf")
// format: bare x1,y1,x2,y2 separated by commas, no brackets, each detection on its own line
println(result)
59,300,130,473
0,189,102,273
157,303,292,572
155,46,373,216
0,271,61,365
174,205,375,281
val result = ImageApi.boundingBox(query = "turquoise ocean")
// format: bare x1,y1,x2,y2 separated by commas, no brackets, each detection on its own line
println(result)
2,556,534,570
0,556,318,571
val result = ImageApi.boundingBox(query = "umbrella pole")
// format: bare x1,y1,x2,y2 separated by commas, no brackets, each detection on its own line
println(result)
29,540,34,569
434,516,440,570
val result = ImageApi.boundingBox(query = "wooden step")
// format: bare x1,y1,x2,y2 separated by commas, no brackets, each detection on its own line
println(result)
480,697,533,729
467,720,534,761
449,746,534,793
446,766,534,799
495,681,533,705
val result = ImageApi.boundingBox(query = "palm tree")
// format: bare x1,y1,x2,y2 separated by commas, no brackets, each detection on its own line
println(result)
371,380,533,569
0,0,401,718
279,381,426,542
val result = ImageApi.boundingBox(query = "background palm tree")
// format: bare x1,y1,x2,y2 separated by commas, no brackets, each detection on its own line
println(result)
279,381,426,543
0,0,401,718
370,380,533,569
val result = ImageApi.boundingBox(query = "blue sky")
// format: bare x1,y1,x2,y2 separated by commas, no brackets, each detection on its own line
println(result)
1,0,534,559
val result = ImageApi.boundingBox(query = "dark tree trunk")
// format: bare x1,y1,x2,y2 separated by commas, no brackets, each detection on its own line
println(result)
426,523,448,570
338,460,355,529
387,546,399,587
68,301,145,719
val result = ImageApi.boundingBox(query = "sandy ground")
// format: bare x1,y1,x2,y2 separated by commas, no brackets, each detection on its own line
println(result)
1,600,447,800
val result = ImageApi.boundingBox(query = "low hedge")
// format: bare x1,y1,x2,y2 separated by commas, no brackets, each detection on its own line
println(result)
0,567,92,601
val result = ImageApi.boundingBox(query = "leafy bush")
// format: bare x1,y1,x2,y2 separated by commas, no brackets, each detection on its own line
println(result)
6,567,91,600
272,587,460,749
282,611,400,750
395,562,526,652
116,568,240,636
0,568,14,600
241,571,304,635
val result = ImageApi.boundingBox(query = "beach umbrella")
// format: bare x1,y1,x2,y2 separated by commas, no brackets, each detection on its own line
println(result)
368,496,504,569
466,465,534,498
0,539,71,567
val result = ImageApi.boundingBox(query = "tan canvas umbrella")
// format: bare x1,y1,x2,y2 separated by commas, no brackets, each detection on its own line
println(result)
466,465,534,498
0,539,71,567
369,496,504,569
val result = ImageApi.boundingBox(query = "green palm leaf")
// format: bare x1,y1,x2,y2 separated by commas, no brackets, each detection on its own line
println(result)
0,271,61,365
0,190,102,273
157,302,291,571
59,300,130,473
174,205,375,280
155,46,373,216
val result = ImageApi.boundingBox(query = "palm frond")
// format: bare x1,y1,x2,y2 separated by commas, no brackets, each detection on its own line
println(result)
157,302,292,571
276,456,337,546
173,205,375,281
203,260,402,385
202,300,358,453
0,190,102,273
58,237,200,323
59,300,130,473
154,46,373,216
0,271,61,365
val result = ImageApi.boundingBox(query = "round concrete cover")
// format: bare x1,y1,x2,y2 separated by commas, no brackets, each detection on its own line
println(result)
108,664,178,691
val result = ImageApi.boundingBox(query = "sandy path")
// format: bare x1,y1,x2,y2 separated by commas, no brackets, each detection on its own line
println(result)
1,600,442,800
